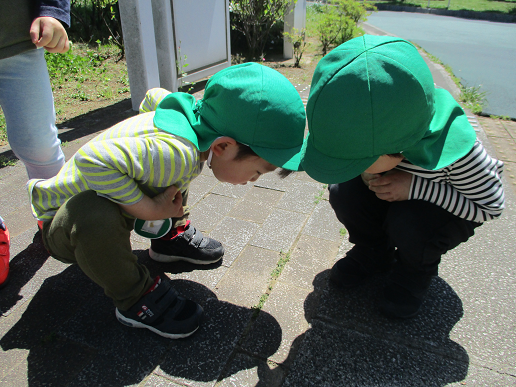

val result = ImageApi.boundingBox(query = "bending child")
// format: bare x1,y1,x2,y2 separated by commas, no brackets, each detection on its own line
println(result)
301,35,504,318
27,63,306,338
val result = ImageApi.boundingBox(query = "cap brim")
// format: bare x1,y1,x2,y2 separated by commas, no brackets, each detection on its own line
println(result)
252,143,305,171
301,133,378,183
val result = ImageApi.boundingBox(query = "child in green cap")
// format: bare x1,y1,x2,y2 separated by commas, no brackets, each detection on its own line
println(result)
27,62,306,338
302,35,505,318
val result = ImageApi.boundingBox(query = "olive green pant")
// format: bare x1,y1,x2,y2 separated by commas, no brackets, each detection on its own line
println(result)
41,190,189,310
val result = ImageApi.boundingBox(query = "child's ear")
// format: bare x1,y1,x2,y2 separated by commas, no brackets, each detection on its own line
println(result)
211,137,237,157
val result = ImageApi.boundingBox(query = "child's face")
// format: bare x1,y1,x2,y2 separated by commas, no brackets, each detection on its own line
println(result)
364,155,404,174
209,138,277,185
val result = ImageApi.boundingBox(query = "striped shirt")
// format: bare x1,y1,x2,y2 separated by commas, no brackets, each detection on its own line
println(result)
396,140,504,223
28,89,202,221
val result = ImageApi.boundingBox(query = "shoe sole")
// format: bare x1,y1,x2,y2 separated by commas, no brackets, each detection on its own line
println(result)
149,248,223,265
115,309,199,339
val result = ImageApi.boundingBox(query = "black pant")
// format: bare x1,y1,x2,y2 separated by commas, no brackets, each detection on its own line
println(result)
329,176,480,276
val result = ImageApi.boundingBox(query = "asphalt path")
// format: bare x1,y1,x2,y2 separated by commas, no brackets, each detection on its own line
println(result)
364,11,516,118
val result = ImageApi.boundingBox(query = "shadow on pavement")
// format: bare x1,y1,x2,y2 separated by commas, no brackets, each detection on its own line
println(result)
281,270,470,386
0,232,49,315
0,245,282,386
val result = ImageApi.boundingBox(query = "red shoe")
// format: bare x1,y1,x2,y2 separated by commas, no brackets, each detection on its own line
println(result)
0,222,10,288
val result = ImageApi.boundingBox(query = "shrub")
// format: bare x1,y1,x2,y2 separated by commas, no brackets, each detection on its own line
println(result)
230,0,296,59
284,28,309,67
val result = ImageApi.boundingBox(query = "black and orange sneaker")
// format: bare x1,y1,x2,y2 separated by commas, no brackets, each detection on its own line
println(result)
149,221,224,265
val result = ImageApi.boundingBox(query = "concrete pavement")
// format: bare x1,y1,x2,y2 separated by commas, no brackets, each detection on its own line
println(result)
0,42,515,386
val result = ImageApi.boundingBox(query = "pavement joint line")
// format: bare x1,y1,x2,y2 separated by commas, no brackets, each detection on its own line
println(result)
313,314,471,364
215,250,294,387
224,205,315,378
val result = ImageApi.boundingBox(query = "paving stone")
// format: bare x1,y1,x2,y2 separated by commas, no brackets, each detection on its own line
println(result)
275,179,323,214
137,374,184,386
164,265,228,291
503,160,516,194
249,209,308,252
0,347,28,382
153,299,258,387
488,136,516,162
0,280,96,386
283,319,470,387
501,119,516,140
478,118,512,139
214,246,280,307
280,235,340,290
189,193,237,232
5,337,96,387
302,200,345,242
294,171,317,182
211,182,253,198
188,173,220,207
209,217,260,267
241,281,311,366
438,206,516,375
321,274,468,351
228,186,284,224
0,360,34,387
445,363,516,387
218,352,285,387
253,172,296,192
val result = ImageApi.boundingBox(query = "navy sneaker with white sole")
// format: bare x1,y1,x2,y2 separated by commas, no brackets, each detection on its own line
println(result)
116,277,203,339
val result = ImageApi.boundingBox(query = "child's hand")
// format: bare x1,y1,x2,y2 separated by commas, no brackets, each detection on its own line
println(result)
361,172,381,186
366,170,412,202
30,17,70,53
119,186,184,220
150,185,185,219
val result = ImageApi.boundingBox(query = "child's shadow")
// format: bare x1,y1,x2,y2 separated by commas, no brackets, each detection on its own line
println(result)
0,248,282,386
276,270,470,386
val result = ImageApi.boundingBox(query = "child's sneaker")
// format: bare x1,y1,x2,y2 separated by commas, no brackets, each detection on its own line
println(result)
0,217,10,288
149,221,224,264
116,277,203,339
330,245,394,288
379,265,434,319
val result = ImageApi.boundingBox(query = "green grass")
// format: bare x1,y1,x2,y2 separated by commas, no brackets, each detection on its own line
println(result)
459,85,488,114
0,42,128,146
0,155,18,168
371,0,516,13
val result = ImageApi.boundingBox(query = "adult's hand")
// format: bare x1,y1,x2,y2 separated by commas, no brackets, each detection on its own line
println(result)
30,16,70,53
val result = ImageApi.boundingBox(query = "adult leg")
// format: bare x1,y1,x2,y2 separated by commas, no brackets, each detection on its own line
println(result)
0,49,65,179
328,176,395,287
381,199,479,318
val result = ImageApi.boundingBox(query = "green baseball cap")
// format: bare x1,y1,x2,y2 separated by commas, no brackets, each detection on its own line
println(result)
301,35,476,183
153,62,306,170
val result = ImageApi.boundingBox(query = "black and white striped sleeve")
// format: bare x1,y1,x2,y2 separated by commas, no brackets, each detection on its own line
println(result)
396,141,505,223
